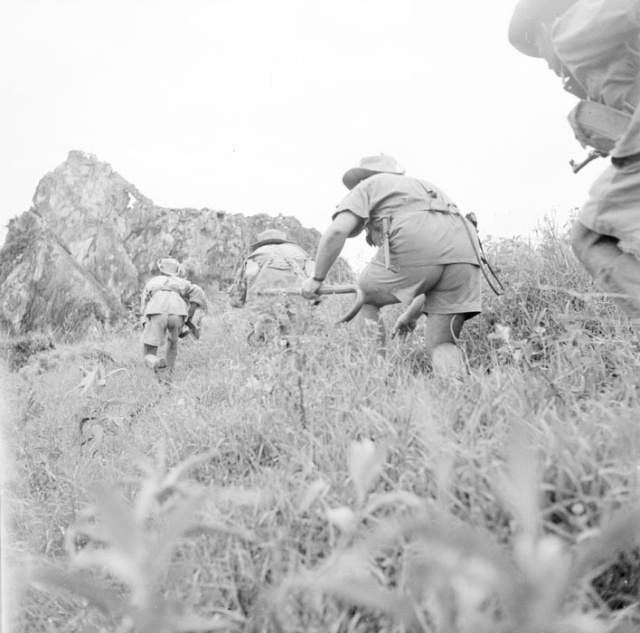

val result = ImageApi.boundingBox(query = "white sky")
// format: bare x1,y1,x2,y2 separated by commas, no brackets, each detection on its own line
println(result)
0,1,598,266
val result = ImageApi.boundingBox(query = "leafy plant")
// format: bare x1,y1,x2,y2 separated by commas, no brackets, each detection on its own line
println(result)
27,442,253,633
280,435,640,633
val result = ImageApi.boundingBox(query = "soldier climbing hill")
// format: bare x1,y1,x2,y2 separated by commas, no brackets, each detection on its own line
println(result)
301,155,484,375
509,0,640,323
140,257,207,381
230,229,315,343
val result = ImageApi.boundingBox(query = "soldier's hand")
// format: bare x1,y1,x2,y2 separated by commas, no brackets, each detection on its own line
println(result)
301,277,323,300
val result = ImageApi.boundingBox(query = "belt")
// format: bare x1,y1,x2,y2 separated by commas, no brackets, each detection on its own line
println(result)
612,152,640,168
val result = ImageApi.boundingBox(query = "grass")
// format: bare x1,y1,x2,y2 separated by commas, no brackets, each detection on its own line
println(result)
2,214,640,632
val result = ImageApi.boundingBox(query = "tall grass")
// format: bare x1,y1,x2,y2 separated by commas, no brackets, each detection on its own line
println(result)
2,214,640,632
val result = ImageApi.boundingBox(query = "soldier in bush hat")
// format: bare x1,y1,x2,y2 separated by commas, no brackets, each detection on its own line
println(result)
230,228,315,343
301,154,483,374
509,0,640,322
140,257,207,380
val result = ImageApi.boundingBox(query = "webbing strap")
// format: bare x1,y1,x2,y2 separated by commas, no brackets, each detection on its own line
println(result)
457,214,505,296
414,179,505,296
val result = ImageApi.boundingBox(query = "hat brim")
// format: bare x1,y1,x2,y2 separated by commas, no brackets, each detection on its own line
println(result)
508,9,542,57
342,167,404,190
250,238,290,250
158,261,180,276
508,0,578,58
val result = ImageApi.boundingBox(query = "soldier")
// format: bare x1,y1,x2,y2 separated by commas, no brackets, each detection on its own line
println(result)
509,0,640,321
231,229,315,343
140,257,207,379
301,155,483,374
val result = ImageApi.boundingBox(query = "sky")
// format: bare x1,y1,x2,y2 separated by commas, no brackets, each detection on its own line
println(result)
0,0,598,268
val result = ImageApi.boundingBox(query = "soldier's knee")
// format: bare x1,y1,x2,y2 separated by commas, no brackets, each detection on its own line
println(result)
570,222,589,261
570,222,618,260
431,343,466,377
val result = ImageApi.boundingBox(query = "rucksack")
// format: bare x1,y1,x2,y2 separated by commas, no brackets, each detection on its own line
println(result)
230,243,315,306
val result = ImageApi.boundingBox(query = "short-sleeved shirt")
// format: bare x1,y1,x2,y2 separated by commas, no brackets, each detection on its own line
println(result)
141,275,196,317
334,173,479,267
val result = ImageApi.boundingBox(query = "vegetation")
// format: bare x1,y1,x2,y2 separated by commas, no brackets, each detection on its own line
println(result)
3,214,640,632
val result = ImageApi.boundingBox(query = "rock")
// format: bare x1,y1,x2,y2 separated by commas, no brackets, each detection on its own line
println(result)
0,211,123,339
0,151,351,339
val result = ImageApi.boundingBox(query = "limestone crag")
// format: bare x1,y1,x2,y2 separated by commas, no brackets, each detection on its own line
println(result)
0,211,123,339
0,151,341,339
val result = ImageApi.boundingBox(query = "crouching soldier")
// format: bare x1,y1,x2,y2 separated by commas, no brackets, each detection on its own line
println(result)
301,155,483,375
230,229,315,343
140,257,207,378
509,0,640,324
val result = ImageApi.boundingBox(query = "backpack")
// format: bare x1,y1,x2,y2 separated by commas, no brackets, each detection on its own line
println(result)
230,243,315,306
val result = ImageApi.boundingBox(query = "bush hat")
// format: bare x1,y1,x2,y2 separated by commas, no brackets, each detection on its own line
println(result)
250,229,289,250
508,0,578,57
157,257,181,276
342,155,406,190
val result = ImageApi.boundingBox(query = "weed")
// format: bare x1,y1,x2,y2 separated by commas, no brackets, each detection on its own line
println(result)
5,213,640,632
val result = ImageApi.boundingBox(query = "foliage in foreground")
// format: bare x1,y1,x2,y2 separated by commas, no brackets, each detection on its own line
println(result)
3,215,640,632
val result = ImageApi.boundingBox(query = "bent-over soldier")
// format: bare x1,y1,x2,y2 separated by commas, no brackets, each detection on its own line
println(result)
509,0,640,321
301,155,483,374
140,257,207,378
231,229,315,343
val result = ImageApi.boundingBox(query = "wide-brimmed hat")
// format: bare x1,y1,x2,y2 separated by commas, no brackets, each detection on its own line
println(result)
250,229,289,250
342,155,405,190
508,0,578,57
157,257,181,276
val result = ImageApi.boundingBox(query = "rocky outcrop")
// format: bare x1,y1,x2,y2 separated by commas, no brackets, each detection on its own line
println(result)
0,151,347,340
0,211,123,339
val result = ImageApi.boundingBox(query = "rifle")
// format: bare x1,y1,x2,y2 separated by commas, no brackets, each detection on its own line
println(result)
256,284,365,324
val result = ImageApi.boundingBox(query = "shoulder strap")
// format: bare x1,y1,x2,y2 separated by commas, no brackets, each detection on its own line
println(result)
414,179,454,213
458,214,505,296
415,179,505,296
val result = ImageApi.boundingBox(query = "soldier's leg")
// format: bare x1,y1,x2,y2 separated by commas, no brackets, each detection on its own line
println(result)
421,263,481,375
143,344,159,370
142,314,168,370
355,303,388,346
423,314,467,375
357,262,445,346
164,315,183,370
571,221,640,320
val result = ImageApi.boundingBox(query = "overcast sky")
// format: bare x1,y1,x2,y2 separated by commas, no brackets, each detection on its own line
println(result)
1,0,598,266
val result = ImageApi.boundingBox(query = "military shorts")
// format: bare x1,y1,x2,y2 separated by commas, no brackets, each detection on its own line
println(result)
141,313,184,347
358,260,482,317
579,159,640,245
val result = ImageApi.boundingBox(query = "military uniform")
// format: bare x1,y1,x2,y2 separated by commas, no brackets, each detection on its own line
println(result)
510,0,640,320
234,230,315,343
140,258,206,374
335,172,481,316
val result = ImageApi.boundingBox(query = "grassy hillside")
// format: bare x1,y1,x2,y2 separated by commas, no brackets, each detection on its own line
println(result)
3,217,640,633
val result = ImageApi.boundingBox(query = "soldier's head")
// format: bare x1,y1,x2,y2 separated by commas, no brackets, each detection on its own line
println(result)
342,155,405,190
157,257,181,277
250,229,288,250
508,0,579,58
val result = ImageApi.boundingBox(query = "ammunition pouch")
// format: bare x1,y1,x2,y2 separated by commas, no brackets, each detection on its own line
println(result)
568,100,631,154
365,216,388,247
